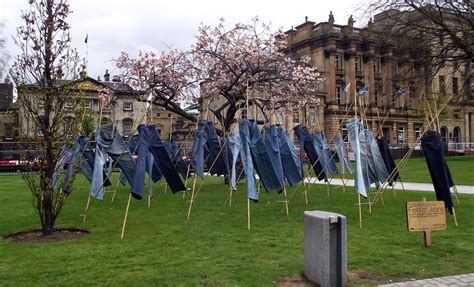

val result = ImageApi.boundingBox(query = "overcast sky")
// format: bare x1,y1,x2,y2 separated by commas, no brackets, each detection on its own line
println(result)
1,0,363,80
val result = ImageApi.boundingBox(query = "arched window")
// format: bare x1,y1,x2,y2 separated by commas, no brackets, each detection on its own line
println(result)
453,126,461,143
122,118,133,137
440,126,448,143
101,117,111,125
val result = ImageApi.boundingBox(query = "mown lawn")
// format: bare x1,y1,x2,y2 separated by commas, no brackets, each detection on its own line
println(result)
0,168,473,286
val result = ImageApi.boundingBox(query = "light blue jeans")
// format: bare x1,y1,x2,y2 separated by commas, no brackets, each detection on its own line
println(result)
344,118,369,197
228,132,245,191
312,131,339,176
239,119,258,201
333,132,353,175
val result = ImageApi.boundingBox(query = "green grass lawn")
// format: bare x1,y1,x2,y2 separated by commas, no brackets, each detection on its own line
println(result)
0,169,473,286
305,155,474,186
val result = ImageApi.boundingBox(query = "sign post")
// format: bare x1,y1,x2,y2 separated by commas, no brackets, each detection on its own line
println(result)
406,198,447,247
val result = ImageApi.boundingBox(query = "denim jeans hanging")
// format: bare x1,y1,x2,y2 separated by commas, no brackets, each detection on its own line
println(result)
132,124,185,200
90,124,136,200
312,131,339,176
205,122,228,176
293,125,327,181
421,130,454,213
190,121,208,179
333,132,353,175
377,137,399,185
165,138,189,179
239,119,258,201
344,118,369,197
263,124,285,189
276,125,302,186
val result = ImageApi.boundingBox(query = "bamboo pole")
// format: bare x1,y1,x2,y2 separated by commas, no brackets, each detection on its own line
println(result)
358,194,362,229
120,193,132,239
247,198,251,230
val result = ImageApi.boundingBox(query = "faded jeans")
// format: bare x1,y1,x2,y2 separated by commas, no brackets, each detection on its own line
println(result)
190,121,208,179
132,124,185,200
344,118,368,197
239,119,258,201
228,132,245,191
334,132,352,175
90,124,136,200
312,131,339,176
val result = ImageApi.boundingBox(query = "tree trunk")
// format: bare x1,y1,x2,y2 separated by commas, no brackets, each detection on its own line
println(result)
42,191,55,235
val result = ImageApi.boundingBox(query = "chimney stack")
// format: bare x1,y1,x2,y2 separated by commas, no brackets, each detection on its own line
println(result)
104,69,110,81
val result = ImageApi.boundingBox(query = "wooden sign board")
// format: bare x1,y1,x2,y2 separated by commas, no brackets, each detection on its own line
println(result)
406,199,447,247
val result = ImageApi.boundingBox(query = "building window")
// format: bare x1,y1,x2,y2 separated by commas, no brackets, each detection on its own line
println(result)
156,113,161,118
355,56,362,71
123,102,133,111
373,58,381,73
308,106,317,125
335,54,343,69
415,127,421,139
85,99,93,109
4,124,13,140
336,86,342,104
341,127,349,143
439,76,446,94
168,113,172,118
452,77,458,95
397,126,405,144
122,118,133,137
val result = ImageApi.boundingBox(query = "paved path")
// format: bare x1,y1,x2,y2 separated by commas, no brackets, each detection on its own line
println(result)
379,273,474,286
304,178,474,195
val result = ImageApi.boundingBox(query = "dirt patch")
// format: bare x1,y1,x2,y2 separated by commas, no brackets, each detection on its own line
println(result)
4,228,89,243
276,274,314,287
347,270,421,286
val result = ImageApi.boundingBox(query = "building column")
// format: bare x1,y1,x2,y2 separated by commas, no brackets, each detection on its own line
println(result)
407,121,415,145
392,121,398,144
470,112,474,142
464,112,470,143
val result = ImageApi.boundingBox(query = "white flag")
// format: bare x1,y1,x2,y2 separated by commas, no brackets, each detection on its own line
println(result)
344,82,351,93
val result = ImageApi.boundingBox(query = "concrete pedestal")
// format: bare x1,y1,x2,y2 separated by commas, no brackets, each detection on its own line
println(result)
304,211,347,287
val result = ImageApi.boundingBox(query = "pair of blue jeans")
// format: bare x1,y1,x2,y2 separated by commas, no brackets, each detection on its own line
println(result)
293,125,327,181
365,130,389,185
421,130,454,213
333,132,353,175
263,125,285,189
276,125,302,186
91,124,136,200
228,132,245,191
165,138,189,179
239,120,258,201
132,124,185,199
377,137,398,185
344,118,368,197
312,131,339,176
190,121,208,178
242,119,284,195
206,122,228,176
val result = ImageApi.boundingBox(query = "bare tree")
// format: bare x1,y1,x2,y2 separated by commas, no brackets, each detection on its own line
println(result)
363,1,473,103
11,0,83,235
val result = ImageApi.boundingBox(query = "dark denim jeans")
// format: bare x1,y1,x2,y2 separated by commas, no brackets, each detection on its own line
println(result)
276,125,302,186
205,122,228,176
248,120,284,193
377,137,399,185
333,132,352,175
91,124,136,200
421,130,454,213
165,138,189,179
294,125,326,181
264,125,285,189
132,124,185,200
312,131,339,176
